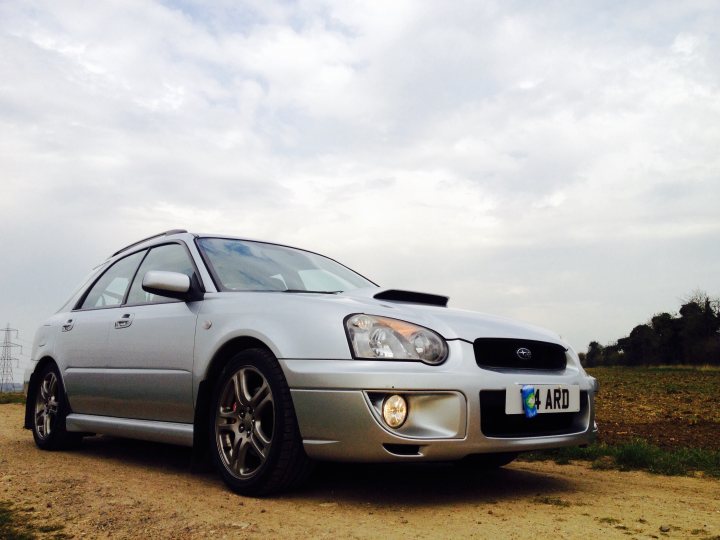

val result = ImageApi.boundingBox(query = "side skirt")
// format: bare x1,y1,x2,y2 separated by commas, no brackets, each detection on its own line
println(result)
65,414,194,447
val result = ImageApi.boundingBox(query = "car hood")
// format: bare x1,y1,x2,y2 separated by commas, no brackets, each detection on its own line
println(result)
336,288,567,346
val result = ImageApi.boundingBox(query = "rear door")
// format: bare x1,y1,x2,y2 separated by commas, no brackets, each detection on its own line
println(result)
60,250,147,415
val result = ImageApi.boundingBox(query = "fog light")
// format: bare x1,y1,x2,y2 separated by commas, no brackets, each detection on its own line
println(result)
382,394,408,428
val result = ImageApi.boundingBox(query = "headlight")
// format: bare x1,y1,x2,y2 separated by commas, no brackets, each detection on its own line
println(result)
345,314,448,365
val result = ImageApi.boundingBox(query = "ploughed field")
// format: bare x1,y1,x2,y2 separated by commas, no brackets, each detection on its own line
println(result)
588,366,719,450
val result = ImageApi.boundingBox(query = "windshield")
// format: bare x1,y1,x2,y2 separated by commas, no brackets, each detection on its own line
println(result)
196,237,376,293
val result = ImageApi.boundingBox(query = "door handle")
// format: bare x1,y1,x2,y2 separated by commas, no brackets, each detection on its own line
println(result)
61,319,74,332
114,313,134,329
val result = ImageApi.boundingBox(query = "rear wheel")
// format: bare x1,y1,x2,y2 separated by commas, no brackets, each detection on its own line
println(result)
209,348,312,496
31,364,82,450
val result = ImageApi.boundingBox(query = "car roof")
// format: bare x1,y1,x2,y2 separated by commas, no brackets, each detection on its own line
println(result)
107,230,318,262
110,229,189,257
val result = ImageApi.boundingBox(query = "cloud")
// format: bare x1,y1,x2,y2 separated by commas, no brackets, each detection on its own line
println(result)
1,1,719,380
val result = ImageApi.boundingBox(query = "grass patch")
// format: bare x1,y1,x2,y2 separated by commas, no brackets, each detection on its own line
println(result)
0,393,25,405
532,495,571,507
37,524,65,533
521,439,720,478
0,501,35,540
0,501,68,540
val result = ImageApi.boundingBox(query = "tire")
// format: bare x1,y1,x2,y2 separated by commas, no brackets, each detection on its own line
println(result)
31,364,82,450
209,348,312,496
456,452,518,469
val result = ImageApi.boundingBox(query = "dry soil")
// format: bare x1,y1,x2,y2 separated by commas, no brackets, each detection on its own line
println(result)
1,404,718,539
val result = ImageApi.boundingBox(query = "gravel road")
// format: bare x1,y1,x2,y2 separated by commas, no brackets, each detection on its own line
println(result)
1,404,718,539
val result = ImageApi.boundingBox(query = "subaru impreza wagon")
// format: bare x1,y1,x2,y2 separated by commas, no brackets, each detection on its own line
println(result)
26,229,598,495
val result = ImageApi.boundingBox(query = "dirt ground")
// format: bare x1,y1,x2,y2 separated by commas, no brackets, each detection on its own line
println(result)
1,405,718,539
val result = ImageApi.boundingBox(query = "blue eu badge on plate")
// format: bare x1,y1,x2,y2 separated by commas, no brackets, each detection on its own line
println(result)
521,385,537,418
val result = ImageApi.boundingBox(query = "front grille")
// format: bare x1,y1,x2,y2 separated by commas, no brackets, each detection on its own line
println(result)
480,390,588,438
473,338,567,371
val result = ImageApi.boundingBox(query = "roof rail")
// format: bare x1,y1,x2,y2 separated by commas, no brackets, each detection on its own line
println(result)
111,229,188,257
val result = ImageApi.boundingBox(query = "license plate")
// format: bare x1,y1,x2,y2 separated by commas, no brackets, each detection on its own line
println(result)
505,384,580,415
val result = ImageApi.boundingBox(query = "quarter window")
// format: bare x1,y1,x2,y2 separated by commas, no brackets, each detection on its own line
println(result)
80,251,146,309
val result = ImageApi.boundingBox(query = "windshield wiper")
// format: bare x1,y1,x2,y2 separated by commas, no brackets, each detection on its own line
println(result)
225,289,343,293
282,289,342,294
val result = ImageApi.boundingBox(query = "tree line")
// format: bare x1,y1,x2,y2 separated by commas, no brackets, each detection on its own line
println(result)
580,291,720,367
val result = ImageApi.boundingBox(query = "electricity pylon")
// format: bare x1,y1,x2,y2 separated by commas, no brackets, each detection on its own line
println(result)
0,324,22,392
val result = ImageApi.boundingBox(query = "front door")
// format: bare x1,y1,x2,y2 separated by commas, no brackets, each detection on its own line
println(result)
103,242,200,423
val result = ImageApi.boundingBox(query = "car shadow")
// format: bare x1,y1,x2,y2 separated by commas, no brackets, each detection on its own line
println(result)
74,435,195,468
66,436,575,506
296,461,574,506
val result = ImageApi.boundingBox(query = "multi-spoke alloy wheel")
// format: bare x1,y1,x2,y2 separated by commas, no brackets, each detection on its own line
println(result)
215,366,275,479
34,371,59,440
209,348,312,496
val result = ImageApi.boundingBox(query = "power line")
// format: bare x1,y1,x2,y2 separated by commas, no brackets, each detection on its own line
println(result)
0,323,22,392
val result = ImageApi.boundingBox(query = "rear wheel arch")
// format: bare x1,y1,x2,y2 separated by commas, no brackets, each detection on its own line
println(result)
27,360,82,449
24,356,61,429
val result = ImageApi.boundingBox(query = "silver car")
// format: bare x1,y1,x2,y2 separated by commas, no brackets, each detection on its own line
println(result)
26,229,598,495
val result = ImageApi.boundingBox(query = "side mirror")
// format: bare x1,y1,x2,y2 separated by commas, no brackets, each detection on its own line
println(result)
142,271,193,301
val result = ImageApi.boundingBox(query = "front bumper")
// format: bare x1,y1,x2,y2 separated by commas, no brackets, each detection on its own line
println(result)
280,340,598,462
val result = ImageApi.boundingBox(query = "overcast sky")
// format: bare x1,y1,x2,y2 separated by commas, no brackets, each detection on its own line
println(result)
1,1,719,381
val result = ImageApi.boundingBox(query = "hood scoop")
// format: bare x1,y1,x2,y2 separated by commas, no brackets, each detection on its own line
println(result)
373,289,449,307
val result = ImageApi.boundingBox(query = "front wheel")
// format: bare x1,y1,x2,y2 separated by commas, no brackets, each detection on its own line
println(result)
209,348,312,496
31,364,82,450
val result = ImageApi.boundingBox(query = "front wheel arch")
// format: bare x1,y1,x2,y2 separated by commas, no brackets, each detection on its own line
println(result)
192,337,279,466
207,347,312,495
